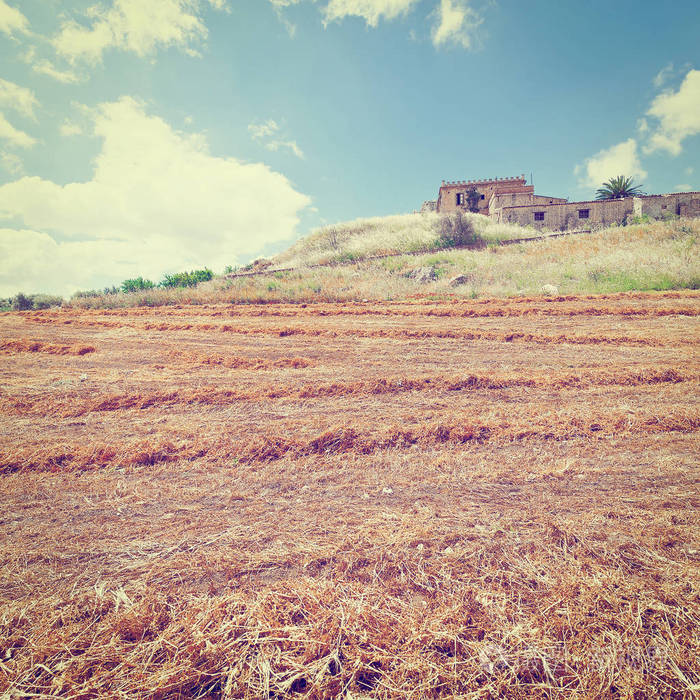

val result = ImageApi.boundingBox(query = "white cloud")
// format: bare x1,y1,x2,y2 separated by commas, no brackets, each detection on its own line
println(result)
674,184,692,192
60,120,83,137
644,69,700,156
575,138,647,190
32,58,81,84
52,0,226,65
249,119,280,141
653,62,674,88
266,139,304,158
323,0,419,27
0,97,311,297
249,118,304,158
0,151,23,175
686,166,694,176
0,78,39,119
0,0,28,36
431,0,482,49
0,112,36,148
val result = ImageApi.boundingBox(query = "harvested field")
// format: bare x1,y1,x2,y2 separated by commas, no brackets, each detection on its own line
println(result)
1,291,699,698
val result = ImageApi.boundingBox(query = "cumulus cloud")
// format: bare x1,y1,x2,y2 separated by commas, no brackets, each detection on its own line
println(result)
0,113,36,148
0,151,22,175
0,0,28,36
29,57,81,84
431,0,482,49
0,97,311,297
60,120,83,137
575,138,647,190
653,62,674,88
0,78,39,119
644,69,700,156
249,118,304,158
52,0,226,65
323,0,419,27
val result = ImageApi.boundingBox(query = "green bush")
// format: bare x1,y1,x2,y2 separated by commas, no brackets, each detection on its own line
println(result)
31,294,63,310
121,277,155,293
12,293,34,311
436,212,481,248
160,268,214,288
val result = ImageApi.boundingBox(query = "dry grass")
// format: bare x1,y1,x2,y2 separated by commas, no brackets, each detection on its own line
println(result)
65,218,699,309
0,292,699,698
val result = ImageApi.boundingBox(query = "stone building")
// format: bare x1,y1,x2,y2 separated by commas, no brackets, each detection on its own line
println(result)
492,191,700,230
436,175,567,215
431,174,700,231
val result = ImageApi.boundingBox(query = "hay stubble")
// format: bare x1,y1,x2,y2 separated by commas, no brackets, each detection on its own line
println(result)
0,292,698,698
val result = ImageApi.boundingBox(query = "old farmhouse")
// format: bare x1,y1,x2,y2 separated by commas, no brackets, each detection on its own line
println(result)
422,175,700,230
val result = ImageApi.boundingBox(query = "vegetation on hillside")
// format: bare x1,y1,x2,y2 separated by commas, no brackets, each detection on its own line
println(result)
63,218,699,309
273,211,535,269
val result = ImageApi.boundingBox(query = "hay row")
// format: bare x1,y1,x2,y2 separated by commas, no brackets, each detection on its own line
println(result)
27,302,700,320
0,338,96,356
1,368,694,418
2,409,697,473
21,315,692,346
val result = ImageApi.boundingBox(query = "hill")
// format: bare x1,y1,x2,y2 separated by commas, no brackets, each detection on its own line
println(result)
62,215,699,309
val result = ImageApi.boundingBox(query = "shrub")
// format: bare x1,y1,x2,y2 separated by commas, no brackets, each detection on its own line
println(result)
12,293,34,311
31,294,63,310
436,212,480,248
121,277,155,293
160,268,214,288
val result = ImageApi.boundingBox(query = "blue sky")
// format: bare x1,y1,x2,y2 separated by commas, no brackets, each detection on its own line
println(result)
0,0,699,296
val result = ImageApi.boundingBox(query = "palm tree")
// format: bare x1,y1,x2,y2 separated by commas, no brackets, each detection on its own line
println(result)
595,175,645,200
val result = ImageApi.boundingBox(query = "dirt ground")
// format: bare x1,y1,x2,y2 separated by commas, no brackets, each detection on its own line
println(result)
1,292,699,698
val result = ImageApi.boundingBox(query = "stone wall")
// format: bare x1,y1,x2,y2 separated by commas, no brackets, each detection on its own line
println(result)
495,192,700,231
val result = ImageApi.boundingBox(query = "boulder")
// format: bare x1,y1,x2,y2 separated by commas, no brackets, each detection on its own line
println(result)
541,284,559,296
448,274,472,287
404,267,438,283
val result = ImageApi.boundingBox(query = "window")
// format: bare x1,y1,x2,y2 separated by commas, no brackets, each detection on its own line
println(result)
456,193,464,206
578,209,590,219
480,194,485,200
534,212,545,221
511,194,516,204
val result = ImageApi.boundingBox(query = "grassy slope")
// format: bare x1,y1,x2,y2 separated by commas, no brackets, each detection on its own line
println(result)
272,211,538,268
68,217,699,308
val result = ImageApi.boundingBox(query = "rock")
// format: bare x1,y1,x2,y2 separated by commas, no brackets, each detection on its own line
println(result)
404,267,438,283
443,546,454,555
448,274,471,287
541,284,559,296
381,487,394,495
79,373,88,382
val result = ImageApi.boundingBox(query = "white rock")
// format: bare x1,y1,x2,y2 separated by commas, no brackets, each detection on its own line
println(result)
541,284,559,296
382,487,394,495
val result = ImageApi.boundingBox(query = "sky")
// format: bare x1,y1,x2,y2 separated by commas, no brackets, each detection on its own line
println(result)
0,0,699,297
